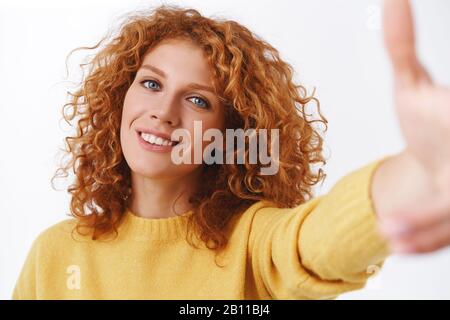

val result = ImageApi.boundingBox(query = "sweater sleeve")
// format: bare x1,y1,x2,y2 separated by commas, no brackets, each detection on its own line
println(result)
11,220,65,300
12,233,41,300
247,157,393,299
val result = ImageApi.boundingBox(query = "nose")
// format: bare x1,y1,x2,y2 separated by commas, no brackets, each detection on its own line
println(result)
149,93,180,127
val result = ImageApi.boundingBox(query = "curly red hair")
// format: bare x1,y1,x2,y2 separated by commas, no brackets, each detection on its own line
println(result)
52,5,328,255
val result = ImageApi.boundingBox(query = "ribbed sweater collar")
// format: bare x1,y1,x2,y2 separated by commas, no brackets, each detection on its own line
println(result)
118,207,194,241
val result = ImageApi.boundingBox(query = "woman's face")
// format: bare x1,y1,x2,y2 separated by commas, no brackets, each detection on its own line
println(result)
120,38,225,180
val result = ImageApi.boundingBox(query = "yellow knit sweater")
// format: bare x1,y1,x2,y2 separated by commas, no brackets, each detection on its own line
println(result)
12,158,391,299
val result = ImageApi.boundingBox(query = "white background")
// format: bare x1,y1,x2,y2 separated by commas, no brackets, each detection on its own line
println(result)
1,0,449,299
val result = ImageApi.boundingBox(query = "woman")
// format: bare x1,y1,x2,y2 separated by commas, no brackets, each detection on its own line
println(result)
12,0,450,299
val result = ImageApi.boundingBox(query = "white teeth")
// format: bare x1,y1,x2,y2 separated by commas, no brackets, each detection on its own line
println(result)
140,132,173,146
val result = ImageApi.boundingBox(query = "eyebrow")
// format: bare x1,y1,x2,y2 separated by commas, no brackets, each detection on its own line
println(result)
139,64,216,94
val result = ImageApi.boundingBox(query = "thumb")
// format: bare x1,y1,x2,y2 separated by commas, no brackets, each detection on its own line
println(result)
383,0,432,87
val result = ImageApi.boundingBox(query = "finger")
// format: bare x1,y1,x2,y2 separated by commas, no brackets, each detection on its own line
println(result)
416,62,433,86
383,0,431,86
387,217,450,254
383,0,416,73
379,194,450,236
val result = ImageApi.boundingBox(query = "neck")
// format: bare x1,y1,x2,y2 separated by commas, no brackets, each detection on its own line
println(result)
128,168,201,219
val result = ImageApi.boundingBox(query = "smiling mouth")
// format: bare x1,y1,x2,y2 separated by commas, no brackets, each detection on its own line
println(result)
137,131,180,146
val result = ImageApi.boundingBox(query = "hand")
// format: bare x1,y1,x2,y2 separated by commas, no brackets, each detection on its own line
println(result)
379,0,450,253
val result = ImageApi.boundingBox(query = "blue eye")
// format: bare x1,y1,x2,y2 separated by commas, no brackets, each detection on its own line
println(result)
188,96,209,109
142,80,160,90
141,80,209,109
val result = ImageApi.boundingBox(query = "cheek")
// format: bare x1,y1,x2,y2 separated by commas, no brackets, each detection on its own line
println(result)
199,116,226,151
121,87,149,132
203,112,226,136
122,87,142,117
120,88,141,152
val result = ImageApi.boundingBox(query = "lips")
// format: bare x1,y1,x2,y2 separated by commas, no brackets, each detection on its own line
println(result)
136,130,175,153
135,127,179,144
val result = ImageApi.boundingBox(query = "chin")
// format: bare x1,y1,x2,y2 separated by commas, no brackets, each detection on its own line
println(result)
131,161,199,180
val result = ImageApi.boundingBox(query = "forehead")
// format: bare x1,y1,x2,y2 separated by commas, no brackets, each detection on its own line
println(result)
140,38,214,82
